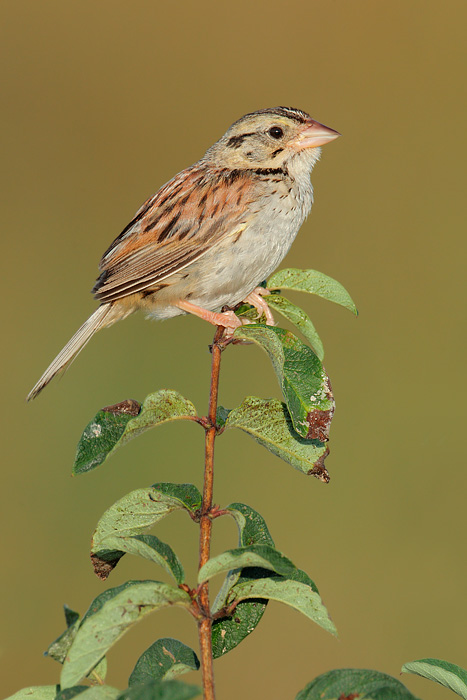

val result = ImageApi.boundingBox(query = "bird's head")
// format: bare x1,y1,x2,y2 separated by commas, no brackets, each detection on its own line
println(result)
205,106,340,172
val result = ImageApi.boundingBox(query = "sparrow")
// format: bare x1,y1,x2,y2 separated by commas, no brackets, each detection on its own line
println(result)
27,107,339,400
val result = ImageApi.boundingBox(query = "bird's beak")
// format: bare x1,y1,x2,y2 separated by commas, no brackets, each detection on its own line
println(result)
294,120,340,149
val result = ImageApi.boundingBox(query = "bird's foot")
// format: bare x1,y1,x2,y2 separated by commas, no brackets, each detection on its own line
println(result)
176,299,248,330
243,287,275,325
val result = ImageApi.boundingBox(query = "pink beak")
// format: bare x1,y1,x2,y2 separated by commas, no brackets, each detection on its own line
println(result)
295,120,340,149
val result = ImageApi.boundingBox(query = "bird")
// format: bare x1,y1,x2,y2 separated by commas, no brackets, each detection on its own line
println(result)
27,106,339,400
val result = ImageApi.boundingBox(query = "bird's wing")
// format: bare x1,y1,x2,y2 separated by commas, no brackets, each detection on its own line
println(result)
92,166,254,303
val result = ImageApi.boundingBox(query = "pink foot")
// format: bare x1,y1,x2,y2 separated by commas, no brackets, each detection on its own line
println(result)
243,288,275,325
176,299,243,329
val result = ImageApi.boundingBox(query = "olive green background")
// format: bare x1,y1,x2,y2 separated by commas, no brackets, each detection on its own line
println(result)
1,1,465,698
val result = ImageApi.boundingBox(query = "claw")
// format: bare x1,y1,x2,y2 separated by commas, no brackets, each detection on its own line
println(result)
243,288,275,325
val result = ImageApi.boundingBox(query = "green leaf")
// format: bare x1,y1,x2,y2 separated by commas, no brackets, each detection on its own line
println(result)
54,689,89,700
229,577,336,636
267,268,357,315
212,503,276,614
119,680,201,700
92,483,201,544
98,534,185,583
226,502,275,547
215,405,230,429
280,566,319,592
233,326,335,441
79,581,136,623
402,659,467,698
234,303,264,322
46,612,81,665
64,605,80,628
77,581,141,628
211,503,274,658
46,608,108,682
221,397,330,482
73,391,197,475
151,482,203,513
56,688,120,700
78,689,119,700
91,656,108,683
209,507,325,659
129,638,200,685
295,669,421,699
90,483,201,580
73,399,141,474
265,294,324,360
198,544,297,584
4,688,60,700
212,590,268,660
60,581,192,689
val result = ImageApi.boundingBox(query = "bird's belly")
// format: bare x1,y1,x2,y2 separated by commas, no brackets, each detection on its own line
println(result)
190,236,284,309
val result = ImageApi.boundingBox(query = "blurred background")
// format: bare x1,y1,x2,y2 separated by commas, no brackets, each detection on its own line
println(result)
1,1,466,698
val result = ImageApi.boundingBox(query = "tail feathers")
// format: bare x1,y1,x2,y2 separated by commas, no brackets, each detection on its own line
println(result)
27,303,115,401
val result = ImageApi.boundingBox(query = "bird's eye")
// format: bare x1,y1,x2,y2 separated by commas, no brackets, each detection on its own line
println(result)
268,126,284,139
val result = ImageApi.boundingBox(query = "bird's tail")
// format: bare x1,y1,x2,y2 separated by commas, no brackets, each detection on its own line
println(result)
27,303,119,401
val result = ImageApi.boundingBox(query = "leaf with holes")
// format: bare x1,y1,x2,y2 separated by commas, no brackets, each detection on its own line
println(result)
73,391,198,475
234,326,335,441
221,397,330,482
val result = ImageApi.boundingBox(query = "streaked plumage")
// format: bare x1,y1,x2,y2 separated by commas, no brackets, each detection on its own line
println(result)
28,107,339,400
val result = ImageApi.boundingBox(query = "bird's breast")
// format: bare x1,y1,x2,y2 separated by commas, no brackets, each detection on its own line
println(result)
143,175,313,318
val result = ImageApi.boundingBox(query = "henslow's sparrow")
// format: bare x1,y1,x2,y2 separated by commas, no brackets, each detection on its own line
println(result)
28,107,339,400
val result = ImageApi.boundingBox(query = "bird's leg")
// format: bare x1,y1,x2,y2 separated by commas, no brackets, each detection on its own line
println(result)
176,299,243,329
243,287,275,325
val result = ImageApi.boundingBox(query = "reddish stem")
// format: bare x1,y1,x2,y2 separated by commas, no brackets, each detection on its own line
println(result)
197,325,224,700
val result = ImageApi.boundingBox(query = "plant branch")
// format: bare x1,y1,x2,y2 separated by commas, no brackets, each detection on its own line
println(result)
197,325,225,700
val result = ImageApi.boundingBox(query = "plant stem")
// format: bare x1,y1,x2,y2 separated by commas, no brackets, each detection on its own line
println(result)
198,325,224,700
